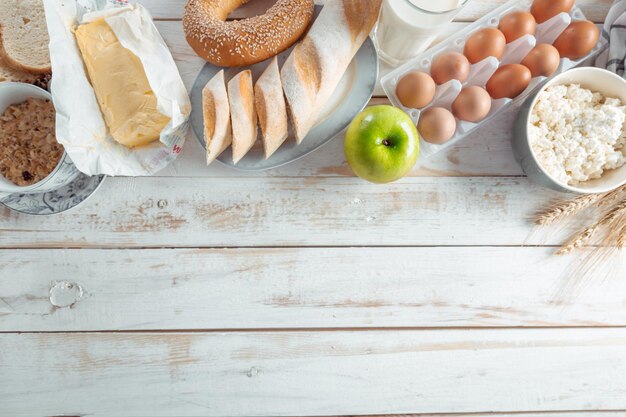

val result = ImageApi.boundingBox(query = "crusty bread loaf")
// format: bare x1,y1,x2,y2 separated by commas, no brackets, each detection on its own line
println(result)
228,70,257,164
281,0,382,143
255,57,289,159
203,70,232,165
0,0,51,74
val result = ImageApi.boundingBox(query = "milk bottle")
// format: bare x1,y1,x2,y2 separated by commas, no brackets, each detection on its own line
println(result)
375,0,469,65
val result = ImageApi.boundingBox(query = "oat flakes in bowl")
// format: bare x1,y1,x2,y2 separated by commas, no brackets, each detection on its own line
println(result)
0,97,63,186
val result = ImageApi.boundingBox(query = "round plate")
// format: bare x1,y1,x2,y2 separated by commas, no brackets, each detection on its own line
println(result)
0,173,105,216
190,18,379,171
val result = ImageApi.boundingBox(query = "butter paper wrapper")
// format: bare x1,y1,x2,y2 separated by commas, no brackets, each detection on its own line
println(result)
43,0,191,176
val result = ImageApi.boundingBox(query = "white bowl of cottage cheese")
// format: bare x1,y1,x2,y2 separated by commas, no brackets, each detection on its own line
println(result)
513,67,626,194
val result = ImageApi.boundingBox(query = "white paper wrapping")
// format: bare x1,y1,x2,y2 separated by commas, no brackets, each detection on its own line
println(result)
43,0,191,176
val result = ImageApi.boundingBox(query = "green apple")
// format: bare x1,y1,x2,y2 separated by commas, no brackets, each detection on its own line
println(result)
345,105,420,184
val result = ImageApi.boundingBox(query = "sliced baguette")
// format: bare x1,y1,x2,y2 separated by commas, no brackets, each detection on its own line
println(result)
255,57,289,159
0,0,51,74
281,0,382,143
228,69,257,164
203,70,232,165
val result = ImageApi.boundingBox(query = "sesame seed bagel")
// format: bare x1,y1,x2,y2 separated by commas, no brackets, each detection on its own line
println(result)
183,0,315,68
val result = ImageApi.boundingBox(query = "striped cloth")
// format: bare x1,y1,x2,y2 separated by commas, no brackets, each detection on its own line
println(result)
597,0,626,75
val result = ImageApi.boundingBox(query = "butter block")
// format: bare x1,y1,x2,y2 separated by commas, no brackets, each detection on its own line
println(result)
75,19,170,148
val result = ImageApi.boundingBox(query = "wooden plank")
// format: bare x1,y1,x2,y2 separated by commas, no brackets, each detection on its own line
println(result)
144,0,612,23
338,415,626,417
2,329,626,416
0,247,624,331
0,177,587,248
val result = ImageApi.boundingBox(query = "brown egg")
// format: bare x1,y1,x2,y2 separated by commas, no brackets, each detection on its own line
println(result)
531,0,575,24
521,44,561,77
553,20,600,60
498,11,537,43
451,86,492,123
430,52,471,85
395,71,436,109
417,107,457,144
486,64,532,99
464,27,507,64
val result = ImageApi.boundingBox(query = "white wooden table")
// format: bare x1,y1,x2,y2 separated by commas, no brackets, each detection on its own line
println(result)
2,1,625,416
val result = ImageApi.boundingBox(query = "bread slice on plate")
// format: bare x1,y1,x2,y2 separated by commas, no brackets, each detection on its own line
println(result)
281,0,382,143
255,57,289,159
228,69,257,164
0,0,51,74
203,70,232,165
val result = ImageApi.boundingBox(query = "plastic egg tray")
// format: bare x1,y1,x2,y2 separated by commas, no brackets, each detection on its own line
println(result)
380,0,607,161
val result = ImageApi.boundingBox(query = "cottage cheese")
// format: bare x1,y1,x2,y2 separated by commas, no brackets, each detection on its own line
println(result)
529,84,626,185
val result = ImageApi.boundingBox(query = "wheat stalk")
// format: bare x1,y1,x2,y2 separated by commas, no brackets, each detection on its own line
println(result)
617,225,626,248
540,187,626,302
555,209,626,299
535,193,603,226
599,183,626,206
535,184,626,226
556,225,598,255
556,198,626,255
604,198,626,226
601,199,626,246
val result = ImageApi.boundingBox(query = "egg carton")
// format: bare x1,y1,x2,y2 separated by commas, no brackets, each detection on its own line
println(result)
380,0,608,161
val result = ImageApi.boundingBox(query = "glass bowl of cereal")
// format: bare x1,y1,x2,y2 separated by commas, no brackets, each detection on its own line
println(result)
0,82,80,199
513,67,626,194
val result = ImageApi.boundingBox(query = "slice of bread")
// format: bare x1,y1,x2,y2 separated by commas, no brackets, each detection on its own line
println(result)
203,70,232,165
0,55,40,84
228,70,257,164
0,0,51,74
255,57,289,159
